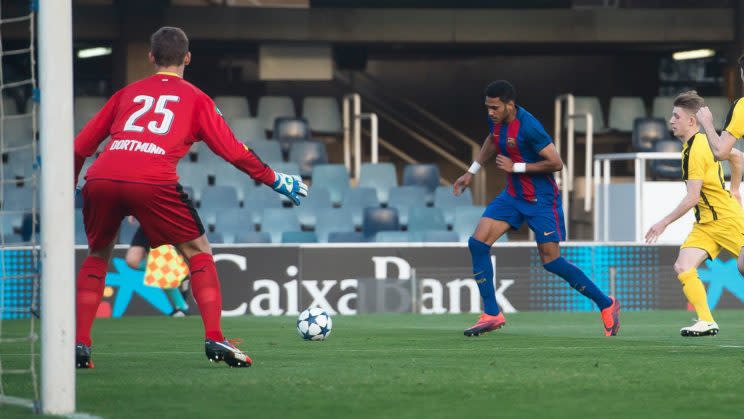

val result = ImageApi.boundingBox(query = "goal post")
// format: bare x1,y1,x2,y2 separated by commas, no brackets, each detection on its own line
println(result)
39,0,75,414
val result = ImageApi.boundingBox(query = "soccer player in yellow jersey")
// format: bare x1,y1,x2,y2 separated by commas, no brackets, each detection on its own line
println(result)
646,91,744,336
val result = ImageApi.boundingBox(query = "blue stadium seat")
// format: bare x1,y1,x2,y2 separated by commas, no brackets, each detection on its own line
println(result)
302,96,342,135
214,95,251,120
247,140,284,163
274,117,311,141
650,140,682,180
200,186,240,210
327,231,366,243
229,117,266,142
341,187,380,228
453,206,486,242
3,115,34,149
362,207,400,238
1,213,23,236
632,118,669,152
418,230,460,242
243,186,283,226
214,208,254,244
374,231,410,243
387,185,427,226
296,187,332,228
433,185,473,226
235,231,272,243
260,208,300,243
2,233,24,244
312,164,350,206
178,160,209,201
315,208,355,242
206,232,224,244
74,209,87,245
2,185,34,211
211,164,250,202
402,164,439,203
288,140,329,178
257,96,295,133
20,212,39,241
359,163,397,205
6,148,36,180
281,231,318,243
118,219,139,245
407,207,447,232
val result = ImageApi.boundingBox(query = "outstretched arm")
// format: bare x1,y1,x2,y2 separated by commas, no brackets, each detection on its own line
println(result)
495,143,563,174
453,134,497,196
645,180,702,243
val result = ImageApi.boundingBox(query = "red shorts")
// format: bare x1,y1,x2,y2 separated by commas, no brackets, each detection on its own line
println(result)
82,179,204,251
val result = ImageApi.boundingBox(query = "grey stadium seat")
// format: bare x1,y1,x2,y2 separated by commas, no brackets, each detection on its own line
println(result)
260,208,300,243
229,117,266,142
288,140,329,178
359,163,397,205
569,96,606,134
387,185,427,226
257,96,295,133
312,164,350,206
608,97,646,132
434,185,473,226
302,96,342,135
315,208,355,243
214,96,251,120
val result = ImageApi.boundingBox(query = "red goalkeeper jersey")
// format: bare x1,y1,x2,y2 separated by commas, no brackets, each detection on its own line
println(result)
74,72,275,187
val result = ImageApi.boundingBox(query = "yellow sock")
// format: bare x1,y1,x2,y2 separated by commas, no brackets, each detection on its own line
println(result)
678,269,715,322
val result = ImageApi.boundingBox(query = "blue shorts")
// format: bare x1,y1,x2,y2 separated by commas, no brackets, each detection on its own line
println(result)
483,190,566,243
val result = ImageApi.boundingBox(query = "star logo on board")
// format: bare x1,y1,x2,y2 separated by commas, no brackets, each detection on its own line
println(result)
104,257,173,317
698,258,744,310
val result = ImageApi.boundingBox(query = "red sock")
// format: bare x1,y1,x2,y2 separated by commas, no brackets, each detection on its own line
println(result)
188,253,224,342
76,256,108,346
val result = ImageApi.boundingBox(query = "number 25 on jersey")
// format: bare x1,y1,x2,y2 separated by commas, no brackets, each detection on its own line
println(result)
123,95,179,135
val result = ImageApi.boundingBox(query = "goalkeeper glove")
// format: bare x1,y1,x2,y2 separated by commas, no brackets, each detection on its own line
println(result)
272,171,308,206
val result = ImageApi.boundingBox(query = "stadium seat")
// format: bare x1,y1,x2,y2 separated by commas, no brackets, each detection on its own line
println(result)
705,96,731,131
1,185,34,211
74,209,86,245
74,96,106,116
2,233,24,244
1,213,23,236
274,117,311,141
200,185,240,210
453,206,486,242
20,212,39,241
315,208,355,242
235,231,272,243
257,95,295,133
248,140,284,163
632,118,670,152
281,231,318,243
433,185,473,226
214,208,254,244
312,164,350,206
3,115,34,149
211,163,250,202
214,95,251,120
206,232,224,244
402,164,440,203
6,148,36,180
651,96,674,121
118,219,139,245
243,186,283,226
419,230,460,242
3,94,19,115
407,207,447,232
650,140,682,180
359,163,397,205
302,96,342,135
288,140,329,178
327,231,366,243
387,185,427,226
296,187,332,228
374,231,410,242
177,160,209,202
341,187,380,228
608,97,646,132
570,96,606,134
260,208,300,243
362,207,400,238
229,117,266,142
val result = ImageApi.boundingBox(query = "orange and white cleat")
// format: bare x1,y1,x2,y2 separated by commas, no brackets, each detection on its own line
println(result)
600,297,621,336
464,312,506,337
205,338,253,368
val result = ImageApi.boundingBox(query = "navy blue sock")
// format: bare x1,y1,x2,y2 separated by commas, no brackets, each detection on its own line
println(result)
543,257,612,310
468,237,500,315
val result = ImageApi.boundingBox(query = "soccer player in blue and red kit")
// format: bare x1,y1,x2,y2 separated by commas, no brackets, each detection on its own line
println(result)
454,80,620,337
73,27,308,368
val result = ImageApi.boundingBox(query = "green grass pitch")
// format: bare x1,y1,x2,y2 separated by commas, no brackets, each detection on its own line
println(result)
3,311,744,418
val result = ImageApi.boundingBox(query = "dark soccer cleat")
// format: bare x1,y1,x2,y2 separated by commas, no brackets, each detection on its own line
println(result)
601,297,621,336
205,338,252,368
76,343,94,369
464,312,506,337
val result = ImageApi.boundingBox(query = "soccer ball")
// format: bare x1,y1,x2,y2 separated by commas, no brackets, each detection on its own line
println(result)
296,307,332,341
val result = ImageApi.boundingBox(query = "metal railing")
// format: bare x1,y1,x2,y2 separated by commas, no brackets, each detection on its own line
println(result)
593,152,680,242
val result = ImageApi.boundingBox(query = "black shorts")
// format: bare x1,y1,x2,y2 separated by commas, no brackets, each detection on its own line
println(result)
130,227,150,248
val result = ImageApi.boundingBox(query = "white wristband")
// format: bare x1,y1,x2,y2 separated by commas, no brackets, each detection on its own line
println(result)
467,161,481,175
513,162,526,173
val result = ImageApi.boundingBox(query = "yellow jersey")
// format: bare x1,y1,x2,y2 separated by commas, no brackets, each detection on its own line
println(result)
681,132,742,224
724,97,744,138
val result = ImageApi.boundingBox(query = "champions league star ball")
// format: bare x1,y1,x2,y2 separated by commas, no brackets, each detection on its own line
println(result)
296,307,333,341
